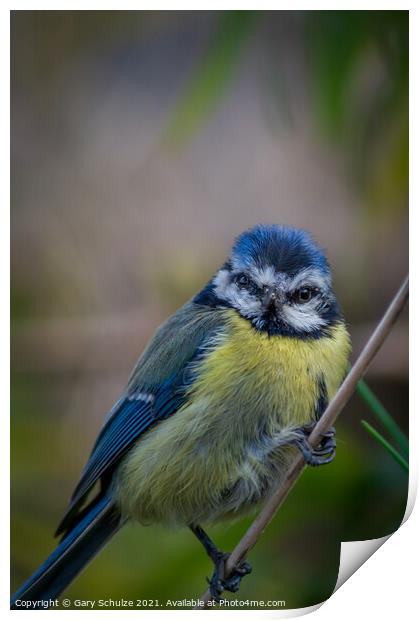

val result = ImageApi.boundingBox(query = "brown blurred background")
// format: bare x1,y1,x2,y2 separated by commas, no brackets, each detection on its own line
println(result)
11,11,408,609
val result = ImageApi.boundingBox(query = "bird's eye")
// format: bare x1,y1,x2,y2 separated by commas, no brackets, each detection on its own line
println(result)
235,273,250,288
296,287,315,303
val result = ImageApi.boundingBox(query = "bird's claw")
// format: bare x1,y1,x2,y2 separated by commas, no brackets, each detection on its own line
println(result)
207,552,252,601
293,424,336,466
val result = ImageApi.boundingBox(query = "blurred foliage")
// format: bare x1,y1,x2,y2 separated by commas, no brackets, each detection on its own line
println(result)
357,372,409,475
305,11,408,213
163,11,258,147
305,12,407,137
12,11,145,83
358,377,408,462
361,420,408,472
160,10,407,212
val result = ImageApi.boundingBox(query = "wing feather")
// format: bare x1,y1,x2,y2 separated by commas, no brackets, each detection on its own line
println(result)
56,302,227,536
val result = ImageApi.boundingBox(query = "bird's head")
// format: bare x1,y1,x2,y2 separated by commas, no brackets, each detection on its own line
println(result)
195,225,342,338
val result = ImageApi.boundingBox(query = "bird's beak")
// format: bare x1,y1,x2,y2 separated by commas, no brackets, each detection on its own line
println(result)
261,288,283,315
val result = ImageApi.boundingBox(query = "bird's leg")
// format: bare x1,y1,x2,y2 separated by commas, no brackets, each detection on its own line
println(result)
292,423,336,466
189,524,252,601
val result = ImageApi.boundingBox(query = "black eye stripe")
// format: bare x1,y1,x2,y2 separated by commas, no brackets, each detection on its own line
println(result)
234,273,251,288
291,286,320,304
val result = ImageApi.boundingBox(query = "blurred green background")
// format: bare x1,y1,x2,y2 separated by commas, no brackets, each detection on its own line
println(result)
11,10,408,609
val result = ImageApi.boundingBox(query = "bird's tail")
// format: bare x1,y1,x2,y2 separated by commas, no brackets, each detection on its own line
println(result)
11,494,122,609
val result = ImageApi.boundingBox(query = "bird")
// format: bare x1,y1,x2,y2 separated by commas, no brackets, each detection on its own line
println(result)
11,224,351,607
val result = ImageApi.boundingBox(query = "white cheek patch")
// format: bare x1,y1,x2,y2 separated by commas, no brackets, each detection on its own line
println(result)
281,301,327,332
212,269,231,295
282,268,331,333
213,269,261,318
226,287,262,318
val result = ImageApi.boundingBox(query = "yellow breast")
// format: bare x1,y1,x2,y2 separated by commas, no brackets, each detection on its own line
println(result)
115,309,350,527
188,309,351,430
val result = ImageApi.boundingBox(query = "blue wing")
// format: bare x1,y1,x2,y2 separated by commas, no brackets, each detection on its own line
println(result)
56,302,226,537
56,370,192,537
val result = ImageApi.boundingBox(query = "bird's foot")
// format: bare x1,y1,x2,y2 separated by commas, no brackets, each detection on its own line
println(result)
189,524,252,601
207,551,252,601
293,424,336,466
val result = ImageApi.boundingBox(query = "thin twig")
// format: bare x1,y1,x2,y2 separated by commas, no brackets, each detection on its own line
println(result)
196,276,409,608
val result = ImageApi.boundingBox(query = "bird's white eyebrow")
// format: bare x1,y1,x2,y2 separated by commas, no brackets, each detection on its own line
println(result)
248,265,277,287
215,264,330,294
225,262,278,288
287,268,331,291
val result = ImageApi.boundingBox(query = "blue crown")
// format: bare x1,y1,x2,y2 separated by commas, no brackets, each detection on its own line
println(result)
231,225,330,276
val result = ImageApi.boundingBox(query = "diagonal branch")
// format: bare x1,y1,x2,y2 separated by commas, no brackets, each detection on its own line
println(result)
196,275,409,607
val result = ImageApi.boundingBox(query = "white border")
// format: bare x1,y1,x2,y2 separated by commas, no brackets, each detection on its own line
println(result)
3,2,415,9
4,4,415,619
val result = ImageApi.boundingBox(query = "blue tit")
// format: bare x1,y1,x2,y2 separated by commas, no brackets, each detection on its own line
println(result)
11,224,351,607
